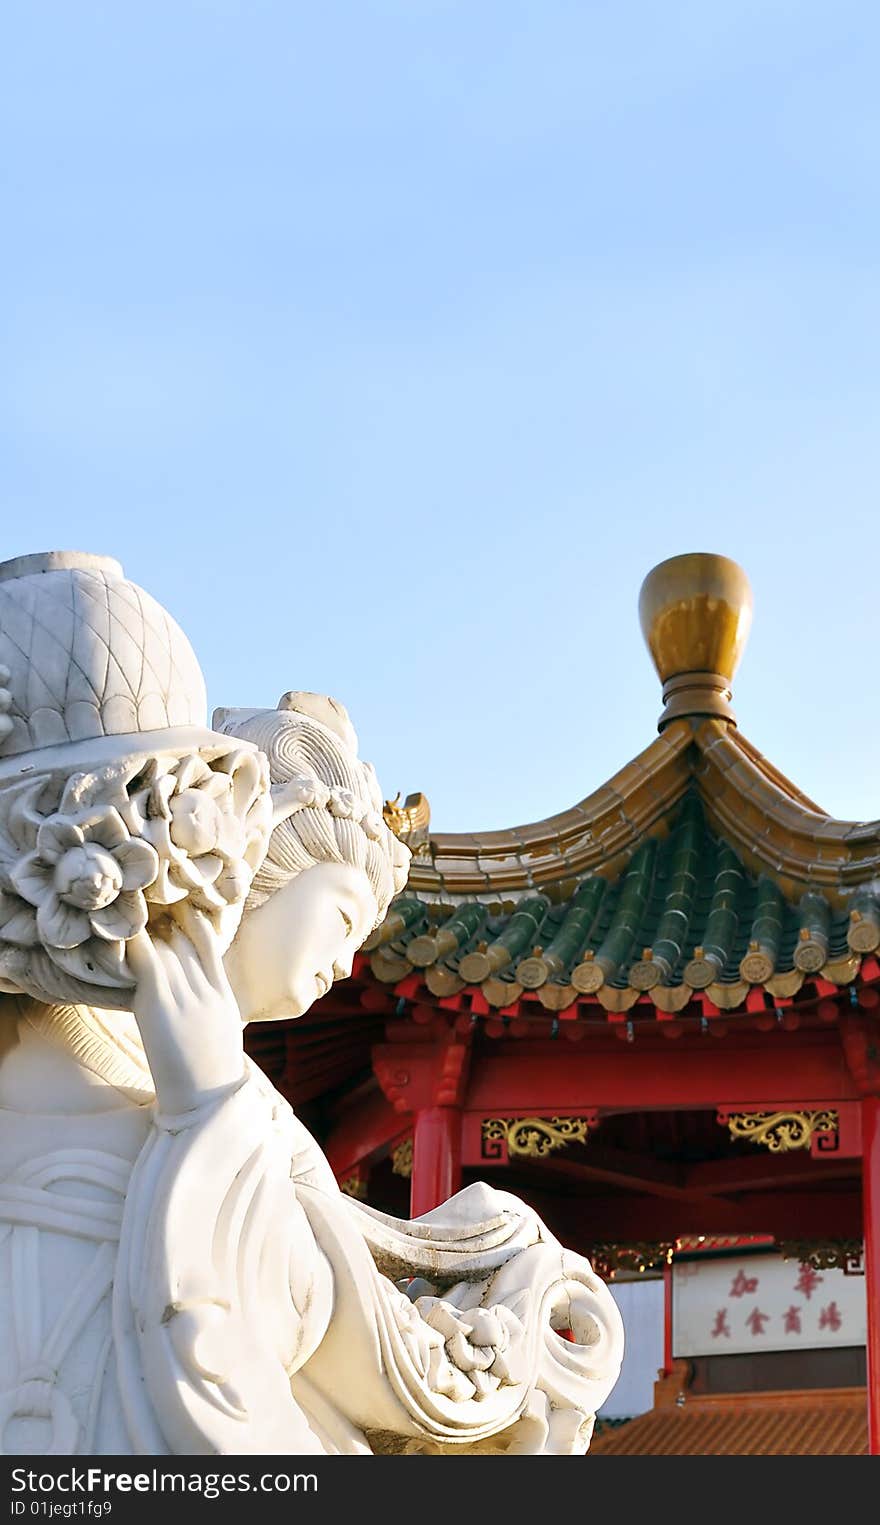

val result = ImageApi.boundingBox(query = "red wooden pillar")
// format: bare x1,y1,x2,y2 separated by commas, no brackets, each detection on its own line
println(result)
841,1013,880,1455
663,1260,674,1376
373,1033,471,1220
410,1104,462,1217
863,1095,880,1455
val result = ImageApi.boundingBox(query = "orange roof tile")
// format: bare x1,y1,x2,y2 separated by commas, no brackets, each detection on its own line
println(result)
589,1390,867,1456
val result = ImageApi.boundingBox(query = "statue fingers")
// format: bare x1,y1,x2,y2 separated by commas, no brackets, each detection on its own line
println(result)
426,1346,475,1403
126,928,170,995
417,1298,472,1343
130,922,215,1014
444,1329,496,1374
461,1342,496,1373
173,903,228,992
466,1307,508,1351
468,1367,495,1398
488,1348,512,1383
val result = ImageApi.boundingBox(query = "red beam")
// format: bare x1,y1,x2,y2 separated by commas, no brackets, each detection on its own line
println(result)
465,1034,856,1112
510,1147,723,1205
476,1184,863,1245
323,1086,408,1176
509,1145,857,1207
684,1154,859,1195
283,1056,372,1106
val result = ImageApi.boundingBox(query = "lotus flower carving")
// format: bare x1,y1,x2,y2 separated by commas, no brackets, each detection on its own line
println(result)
0,745,272,1000
9,808,159,950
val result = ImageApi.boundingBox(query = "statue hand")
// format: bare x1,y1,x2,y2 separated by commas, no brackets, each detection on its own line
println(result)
127,906,246,1114
412,1295,525,1398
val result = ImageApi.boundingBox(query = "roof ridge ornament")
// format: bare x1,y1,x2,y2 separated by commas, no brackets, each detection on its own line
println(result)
638,552,753,730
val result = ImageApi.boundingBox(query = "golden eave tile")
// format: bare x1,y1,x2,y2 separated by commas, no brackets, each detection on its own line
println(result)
407,727,691,896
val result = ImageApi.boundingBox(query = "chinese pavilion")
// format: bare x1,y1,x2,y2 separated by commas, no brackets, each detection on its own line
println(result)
244,552,880,1455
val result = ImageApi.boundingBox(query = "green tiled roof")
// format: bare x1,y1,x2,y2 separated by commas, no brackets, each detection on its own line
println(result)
370,558,880,1016
365,792,874,1012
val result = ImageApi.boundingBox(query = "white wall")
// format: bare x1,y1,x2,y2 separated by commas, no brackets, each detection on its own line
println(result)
597,1277,665,1418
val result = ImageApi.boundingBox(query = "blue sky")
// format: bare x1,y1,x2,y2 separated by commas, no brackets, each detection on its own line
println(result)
2,2,879,831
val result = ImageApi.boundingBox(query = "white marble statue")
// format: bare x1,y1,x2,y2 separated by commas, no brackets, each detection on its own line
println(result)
0,551,623,1456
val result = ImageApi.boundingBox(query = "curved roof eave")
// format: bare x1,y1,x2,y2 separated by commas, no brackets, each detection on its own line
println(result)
406,717,880,909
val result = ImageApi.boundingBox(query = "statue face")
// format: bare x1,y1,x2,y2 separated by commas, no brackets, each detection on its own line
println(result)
224,861,379,1023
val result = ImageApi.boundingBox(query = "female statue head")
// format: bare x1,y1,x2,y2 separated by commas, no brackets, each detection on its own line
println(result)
0,551,274,1012
215,692,410,1023
0,549,408,1034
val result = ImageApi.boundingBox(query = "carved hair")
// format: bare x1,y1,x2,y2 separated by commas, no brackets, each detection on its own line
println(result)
213,693,410,926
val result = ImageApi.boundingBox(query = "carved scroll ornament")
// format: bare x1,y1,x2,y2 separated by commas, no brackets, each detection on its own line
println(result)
720,1109,838,1152
482,1116,591,1160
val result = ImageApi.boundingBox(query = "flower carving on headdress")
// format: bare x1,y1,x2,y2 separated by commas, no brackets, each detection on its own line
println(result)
8,796,159,951
0,743,272,1001
123,750,271,915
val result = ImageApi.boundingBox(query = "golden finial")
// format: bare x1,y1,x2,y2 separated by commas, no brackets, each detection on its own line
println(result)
638,552,753,729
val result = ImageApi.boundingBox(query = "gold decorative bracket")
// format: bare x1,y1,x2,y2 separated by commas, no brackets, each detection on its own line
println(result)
589,1242,676,1278
382,791,432,856
391,1137,413,1179
717,1108,838,1152
339,1174,368,1200
481,1115,592,1161
778,1240,864,1273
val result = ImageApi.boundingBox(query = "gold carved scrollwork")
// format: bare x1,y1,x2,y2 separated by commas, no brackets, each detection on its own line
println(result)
778,1240,864,1273
391,1137,413,1178
481,1116,590,1160
588,1242,676,1278
339,1175,368,1200
722,1109,838,1152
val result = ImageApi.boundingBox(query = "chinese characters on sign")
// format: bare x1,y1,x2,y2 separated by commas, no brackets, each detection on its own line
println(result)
794,1264,823,1300
729,1269,759,1298
673,1252,866,1357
